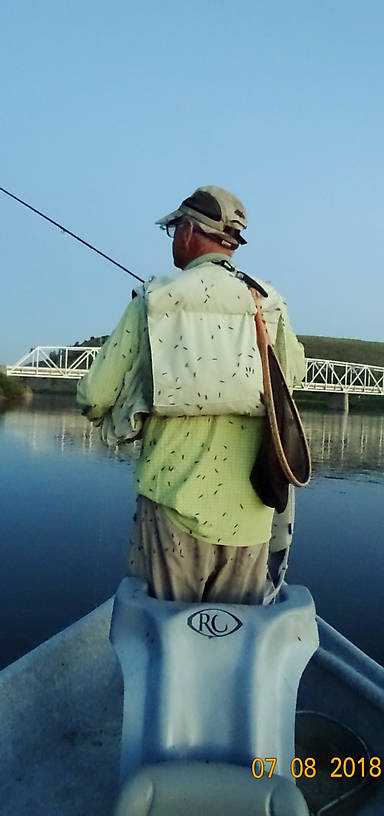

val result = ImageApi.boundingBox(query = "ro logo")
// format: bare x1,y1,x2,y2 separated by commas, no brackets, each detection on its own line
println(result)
187,609,243,639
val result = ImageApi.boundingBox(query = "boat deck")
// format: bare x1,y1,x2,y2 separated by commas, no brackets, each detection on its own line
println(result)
0,597,383,816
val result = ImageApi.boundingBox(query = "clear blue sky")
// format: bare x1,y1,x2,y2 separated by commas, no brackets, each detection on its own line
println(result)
1,0,383,363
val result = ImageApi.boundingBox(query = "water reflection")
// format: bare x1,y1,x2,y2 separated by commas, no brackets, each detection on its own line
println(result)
3,404,384,478
1,402,383,667
0,402,136,669
1,403,131,462
302,411,384,479
290,410,384,665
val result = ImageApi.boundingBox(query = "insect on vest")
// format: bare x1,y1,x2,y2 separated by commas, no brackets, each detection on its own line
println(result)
142,260,284,417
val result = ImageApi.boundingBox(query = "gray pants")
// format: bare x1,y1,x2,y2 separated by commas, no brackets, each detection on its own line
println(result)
127,493,294,605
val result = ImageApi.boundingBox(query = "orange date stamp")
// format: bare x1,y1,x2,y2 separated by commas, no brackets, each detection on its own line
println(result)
251,756,382,779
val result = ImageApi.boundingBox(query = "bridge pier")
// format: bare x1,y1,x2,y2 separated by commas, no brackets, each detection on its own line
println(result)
326,392,349,413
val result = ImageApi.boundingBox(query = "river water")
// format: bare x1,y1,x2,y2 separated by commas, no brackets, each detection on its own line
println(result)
1,398,383,669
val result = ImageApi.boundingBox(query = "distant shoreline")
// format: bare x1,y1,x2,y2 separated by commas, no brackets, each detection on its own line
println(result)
2,376,383,415
3,332,384,413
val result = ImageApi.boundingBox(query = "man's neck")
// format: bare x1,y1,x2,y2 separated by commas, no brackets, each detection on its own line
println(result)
183,251,234,271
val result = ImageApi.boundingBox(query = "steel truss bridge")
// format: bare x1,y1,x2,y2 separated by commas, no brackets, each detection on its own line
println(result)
6,346,384,397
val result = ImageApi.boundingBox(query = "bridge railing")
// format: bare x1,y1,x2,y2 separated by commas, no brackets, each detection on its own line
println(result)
301,358,384,395
6,347,384,395
6,346,100,379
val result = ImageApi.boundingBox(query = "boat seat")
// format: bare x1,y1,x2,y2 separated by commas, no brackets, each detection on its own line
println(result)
110,578,319,782
114,761,310,816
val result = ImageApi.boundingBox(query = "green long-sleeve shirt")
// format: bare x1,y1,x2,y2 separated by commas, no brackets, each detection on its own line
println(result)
77,254,305,546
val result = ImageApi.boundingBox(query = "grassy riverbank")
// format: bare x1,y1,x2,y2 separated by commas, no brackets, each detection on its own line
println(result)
0,371,30,408
298,335,384,366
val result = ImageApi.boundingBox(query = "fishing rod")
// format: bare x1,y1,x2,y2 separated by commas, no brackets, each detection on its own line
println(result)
0,185,145,284
1,186,310,497
0,185,270,297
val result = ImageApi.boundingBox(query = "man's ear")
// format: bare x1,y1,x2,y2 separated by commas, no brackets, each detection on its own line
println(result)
180,219,194,244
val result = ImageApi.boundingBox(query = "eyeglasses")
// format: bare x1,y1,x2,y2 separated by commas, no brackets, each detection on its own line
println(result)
164,222,180,239
163,219,206,239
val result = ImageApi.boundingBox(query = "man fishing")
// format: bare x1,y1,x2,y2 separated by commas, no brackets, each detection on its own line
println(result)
77,185,306,604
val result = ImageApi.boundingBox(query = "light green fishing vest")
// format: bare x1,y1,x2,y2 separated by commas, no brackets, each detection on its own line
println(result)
140,260,284,417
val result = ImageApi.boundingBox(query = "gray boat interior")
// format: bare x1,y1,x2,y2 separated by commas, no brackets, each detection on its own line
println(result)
0,583,383,816
110,579,319,783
